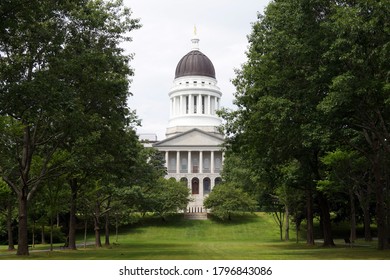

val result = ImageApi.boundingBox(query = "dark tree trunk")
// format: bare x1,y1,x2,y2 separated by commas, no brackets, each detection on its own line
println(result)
94,202,102,247
50,215,54,251
373,157,388,250
318,193,335,247
356,182,372,241
68,179,78,250
105,211,110,246
363,206,372,241
6,199,15,251
41,225,46,244
284,204,290,241
295,218,301,244
306,187,315,245
349,188,357,242
16,191,29,255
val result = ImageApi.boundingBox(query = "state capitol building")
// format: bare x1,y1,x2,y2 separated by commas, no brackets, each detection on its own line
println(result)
150,32,224,213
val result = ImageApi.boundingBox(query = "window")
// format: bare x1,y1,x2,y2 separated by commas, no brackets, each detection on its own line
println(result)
193,95,197,114
181,157,187,173
180,177,188,187
201,95,205,114
192,178,199,194
203,178,211,195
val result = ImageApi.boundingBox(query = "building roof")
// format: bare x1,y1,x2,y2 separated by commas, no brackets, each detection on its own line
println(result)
153,128,224,148
174,50,216,79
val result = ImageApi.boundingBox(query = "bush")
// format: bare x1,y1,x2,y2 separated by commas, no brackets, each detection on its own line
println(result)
204,183,257,220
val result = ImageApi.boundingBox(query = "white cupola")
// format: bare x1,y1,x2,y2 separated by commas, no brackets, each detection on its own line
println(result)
166,32,223,138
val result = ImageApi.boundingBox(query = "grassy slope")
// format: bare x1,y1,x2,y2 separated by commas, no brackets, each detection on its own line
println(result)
1,213,389,260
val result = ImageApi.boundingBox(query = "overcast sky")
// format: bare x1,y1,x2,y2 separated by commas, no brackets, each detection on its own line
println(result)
124,0,270,140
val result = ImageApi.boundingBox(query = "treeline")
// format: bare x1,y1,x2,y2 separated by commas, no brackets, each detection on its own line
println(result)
220,0,389,249
0,0,189,256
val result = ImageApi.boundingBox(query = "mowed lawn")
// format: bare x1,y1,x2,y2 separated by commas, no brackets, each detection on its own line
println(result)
1,213,389,260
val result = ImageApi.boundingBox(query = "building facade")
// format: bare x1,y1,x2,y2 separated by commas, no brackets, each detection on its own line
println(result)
153,33,224,213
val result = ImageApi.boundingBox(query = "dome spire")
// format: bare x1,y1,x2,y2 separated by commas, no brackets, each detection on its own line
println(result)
191,25,200,50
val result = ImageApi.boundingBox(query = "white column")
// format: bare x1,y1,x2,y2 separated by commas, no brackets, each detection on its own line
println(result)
199,151,203,174
189,94,193,114
176,151,180,173
188,151,192,173
173,97,176,116
211,151,214,173
221,152,225,172
165,151,169,170
208,95,211,115
180,95,183,115
197,94,202,115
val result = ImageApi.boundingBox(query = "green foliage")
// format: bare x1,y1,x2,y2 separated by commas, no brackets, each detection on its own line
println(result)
204,183,257,220
220,0,390,248
0,0,142,254
144,178,190,219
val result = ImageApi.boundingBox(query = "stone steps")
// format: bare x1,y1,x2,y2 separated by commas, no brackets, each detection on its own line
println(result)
184,212,208,220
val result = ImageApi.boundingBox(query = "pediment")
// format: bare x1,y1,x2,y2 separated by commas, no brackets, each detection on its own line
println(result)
153,129,224,148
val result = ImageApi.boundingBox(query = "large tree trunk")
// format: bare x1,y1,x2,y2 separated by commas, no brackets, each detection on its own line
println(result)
7,199,15,251
318,193,335,247
105,211,110,246
295,218,301,244
16,191,29,255
41,225,46,244
284,204,290,241
94,202,102,247
357,184,372,241
50,215,54,251
373,156,388,250
349,188,357,242
363,205,372,241
306,187,315,245
68,179,78,250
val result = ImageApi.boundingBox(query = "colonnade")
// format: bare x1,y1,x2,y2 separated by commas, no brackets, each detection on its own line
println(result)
170,94,220,116
164,150,223,174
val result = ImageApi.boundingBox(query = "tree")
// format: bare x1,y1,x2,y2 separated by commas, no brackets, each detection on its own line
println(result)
0,0,140,255
318,0,390,250
220,0,335,246
0,0,75,255
0,177,16,250
204,183,257,221
144,178,190,221
320,149,373,242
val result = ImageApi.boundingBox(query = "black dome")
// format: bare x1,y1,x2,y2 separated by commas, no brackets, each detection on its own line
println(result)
175,50,215,79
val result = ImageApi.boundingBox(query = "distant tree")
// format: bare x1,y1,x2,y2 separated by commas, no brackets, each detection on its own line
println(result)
204,183,257,221
145,178,190,221
0,178,16,250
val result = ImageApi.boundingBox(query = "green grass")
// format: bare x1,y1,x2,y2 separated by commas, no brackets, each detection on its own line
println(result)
1,213,389,260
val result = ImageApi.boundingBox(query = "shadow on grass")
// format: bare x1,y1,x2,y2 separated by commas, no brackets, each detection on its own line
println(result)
206,212,260,226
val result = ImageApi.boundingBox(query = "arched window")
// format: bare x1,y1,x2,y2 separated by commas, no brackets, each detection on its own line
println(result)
214,177,222,186
191,178,199,194
180,177,188,187
203,177,211,195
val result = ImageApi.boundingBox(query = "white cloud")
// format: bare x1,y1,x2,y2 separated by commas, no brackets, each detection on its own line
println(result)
124,0,270,140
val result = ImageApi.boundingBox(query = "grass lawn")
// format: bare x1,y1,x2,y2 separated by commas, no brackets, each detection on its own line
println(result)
1,212,389,260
